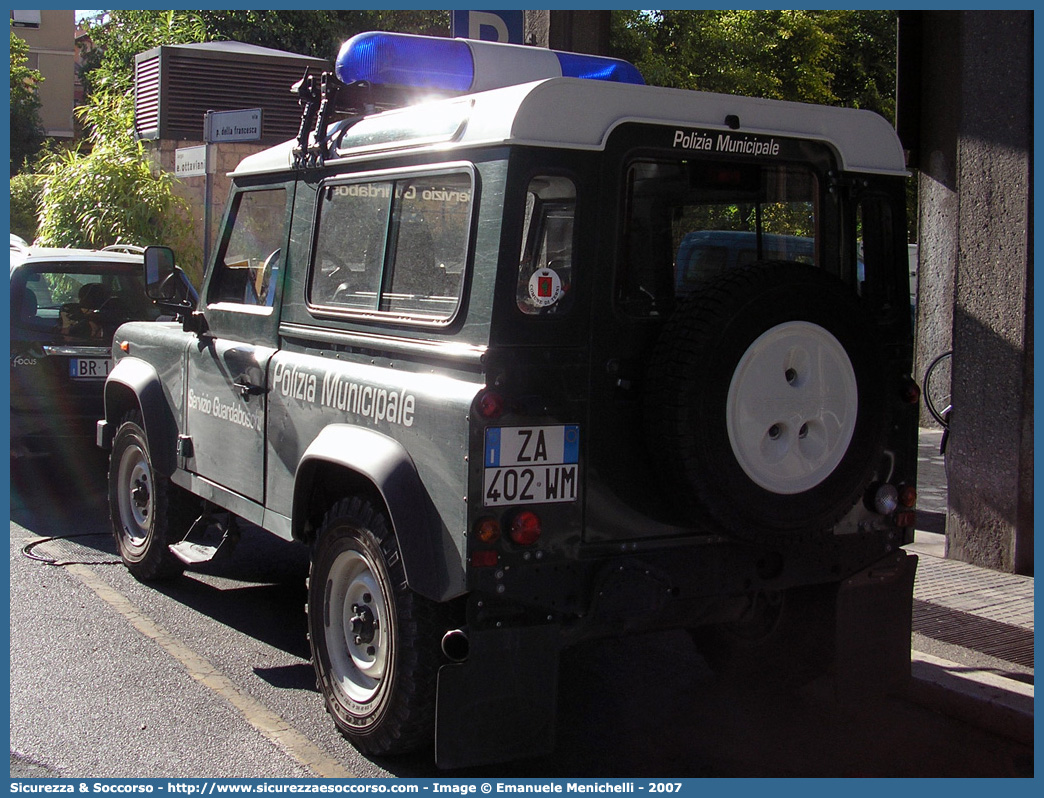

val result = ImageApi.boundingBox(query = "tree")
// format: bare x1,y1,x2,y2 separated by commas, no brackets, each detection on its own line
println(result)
35,90,198,279
10,30,46,175
610,10,896,120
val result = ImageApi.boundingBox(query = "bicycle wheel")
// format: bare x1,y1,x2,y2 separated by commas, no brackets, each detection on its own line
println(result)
923,351,952,428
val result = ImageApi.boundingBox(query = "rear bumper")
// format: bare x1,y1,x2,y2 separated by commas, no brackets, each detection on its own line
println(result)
437,549,917,769
471,533,906,636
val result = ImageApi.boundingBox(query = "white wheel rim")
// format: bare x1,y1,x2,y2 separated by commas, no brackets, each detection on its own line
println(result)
325,549,389,705
117,443,152,549
726,321,858,495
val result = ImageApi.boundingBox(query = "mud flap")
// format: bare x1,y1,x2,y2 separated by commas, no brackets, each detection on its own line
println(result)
834,550,918,700
435,625,560,769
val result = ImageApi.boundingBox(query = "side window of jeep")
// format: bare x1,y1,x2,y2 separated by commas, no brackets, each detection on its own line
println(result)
208,188,288,308
309,170,473,323
856,195,901,315
516,176,577,315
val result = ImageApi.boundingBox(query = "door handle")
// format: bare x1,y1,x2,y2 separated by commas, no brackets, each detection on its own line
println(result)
233,379,265,398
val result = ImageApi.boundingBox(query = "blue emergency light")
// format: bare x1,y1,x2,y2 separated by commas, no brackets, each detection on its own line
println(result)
335,31,645,96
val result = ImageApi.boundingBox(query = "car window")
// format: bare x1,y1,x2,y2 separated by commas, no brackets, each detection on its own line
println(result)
208,188,288,308
308,170,472,323
856,195,900,314
619,159,819,316
310,182,391,312
12,264,159,341
516,176,577,316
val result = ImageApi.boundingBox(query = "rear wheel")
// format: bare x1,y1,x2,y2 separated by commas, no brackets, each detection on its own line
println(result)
307,497,442,756
108,411,195,581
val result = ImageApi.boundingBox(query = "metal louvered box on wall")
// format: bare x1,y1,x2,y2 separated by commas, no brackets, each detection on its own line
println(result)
134,41,328,142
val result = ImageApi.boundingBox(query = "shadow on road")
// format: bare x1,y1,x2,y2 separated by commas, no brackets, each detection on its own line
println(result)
11,446,110,530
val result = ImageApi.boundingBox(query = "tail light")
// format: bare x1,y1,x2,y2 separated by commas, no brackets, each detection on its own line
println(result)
509,510,542,545
474,517,501,544
471,550,499,568
901,376,921,404
899,485,917,508
475,388,505,420
896,511,917,528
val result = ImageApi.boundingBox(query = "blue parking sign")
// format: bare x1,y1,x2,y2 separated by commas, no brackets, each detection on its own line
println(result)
451,10,524,44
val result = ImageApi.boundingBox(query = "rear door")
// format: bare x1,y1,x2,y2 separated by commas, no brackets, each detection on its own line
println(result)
585,124,839,539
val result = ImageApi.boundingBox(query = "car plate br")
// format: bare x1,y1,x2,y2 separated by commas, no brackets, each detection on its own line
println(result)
69,357,111,380
483,425,579,506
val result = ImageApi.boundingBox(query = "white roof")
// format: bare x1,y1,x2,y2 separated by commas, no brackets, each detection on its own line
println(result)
10,245,144,271
233,77,907,178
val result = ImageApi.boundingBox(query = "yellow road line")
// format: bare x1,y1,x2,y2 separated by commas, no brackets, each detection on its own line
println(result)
65,562,356,779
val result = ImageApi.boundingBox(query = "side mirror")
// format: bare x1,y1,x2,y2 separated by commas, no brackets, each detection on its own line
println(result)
144,245,177,300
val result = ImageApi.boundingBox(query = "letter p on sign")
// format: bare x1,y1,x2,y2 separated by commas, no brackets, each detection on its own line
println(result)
452,10,524,44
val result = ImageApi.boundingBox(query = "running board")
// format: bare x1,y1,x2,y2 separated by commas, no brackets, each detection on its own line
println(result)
169,513,240,565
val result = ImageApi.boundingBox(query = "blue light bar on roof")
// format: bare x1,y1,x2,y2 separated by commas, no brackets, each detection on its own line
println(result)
335,31,644,96
338,31,474,92
555,50,644,84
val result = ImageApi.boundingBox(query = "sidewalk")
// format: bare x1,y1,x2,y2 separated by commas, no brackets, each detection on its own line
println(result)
903,428,1034,743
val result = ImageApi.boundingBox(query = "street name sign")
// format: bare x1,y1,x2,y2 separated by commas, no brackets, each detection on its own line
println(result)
206,108,262,143
174,145,207,178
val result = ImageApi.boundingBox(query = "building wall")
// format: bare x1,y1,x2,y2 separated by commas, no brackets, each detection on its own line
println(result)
12,9,75,138
913,12,1033,575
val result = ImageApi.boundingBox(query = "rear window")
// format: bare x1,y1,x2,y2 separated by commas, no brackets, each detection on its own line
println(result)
309,168,473,324
619,159,819,317
12,263,159,341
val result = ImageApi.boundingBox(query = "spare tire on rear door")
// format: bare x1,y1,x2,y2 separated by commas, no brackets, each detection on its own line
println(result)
645,261,888,540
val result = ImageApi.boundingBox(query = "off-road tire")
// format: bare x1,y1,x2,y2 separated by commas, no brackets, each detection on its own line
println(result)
108,411,195,581
646,261,888,539
307,497,442,757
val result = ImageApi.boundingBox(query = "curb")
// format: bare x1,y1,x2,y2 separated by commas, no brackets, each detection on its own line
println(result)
906,651,1034,744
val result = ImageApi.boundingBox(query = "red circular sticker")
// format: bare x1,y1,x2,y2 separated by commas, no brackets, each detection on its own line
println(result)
528,268,563,307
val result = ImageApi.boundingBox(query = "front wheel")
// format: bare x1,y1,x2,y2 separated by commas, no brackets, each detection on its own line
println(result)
307,497,442,757
108,411,195,581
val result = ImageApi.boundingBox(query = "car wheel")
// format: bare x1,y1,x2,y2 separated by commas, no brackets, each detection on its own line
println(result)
307,497,442,757
108,411,194,581
645,261,889,539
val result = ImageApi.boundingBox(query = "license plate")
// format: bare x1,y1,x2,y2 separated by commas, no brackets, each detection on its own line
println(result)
69,357,111,380
483,425,579,506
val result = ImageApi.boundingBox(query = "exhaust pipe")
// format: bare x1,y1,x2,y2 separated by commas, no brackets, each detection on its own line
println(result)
441,628,470,662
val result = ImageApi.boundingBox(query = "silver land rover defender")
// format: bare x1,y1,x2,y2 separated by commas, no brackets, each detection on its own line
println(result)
98,32,922,769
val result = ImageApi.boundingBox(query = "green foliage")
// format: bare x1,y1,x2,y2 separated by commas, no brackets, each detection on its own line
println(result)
10,172,43,242
79,10,209,94
35,91,199,280
10,30,46,175
611,10,896,120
